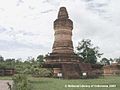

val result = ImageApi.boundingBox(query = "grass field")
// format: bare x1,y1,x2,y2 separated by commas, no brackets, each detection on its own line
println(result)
0,76,12,80
29,76,120,90
0,76,120,90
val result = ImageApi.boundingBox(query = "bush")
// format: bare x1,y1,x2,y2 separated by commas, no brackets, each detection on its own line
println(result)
32,68,53,77
12,74,32,90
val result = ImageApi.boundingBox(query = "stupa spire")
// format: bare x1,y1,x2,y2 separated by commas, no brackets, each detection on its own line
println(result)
58,7,69,19
53,7,73,53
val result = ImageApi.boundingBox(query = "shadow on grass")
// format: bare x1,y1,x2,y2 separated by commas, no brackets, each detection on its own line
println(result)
29,80,53,84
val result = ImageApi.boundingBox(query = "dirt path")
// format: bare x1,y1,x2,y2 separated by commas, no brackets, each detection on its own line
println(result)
0,80,13,90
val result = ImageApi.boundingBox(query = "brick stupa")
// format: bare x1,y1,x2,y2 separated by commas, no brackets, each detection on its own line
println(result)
43,7,83,79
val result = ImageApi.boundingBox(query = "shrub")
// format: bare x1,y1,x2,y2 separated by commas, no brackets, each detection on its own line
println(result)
12,74,32,90
32,68,53,77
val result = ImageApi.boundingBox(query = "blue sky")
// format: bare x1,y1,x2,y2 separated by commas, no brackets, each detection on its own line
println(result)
0,0,120,60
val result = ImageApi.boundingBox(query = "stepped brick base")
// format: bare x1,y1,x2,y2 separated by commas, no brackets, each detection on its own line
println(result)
62,63,81,79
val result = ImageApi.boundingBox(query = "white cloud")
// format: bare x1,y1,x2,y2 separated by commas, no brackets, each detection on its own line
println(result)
0,0,120,60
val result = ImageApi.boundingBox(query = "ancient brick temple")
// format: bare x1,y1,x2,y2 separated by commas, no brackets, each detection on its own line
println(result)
43,7,93,79
103,63,120,75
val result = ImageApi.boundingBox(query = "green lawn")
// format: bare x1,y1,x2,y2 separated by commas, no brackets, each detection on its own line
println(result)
0,76,120,90
29,76,120,90
0,76,12,80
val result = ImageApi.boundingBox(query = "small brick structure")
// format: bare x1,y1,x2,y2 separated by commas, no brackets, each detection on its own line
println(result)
103,63,120,75
0,68,15,76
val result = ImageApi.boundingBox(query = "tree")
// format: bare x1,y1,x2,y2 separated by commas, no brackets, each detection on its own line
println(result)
5,58,15,68
100,58,110,65
0,55,4,62
114,57,120,63
36,55,44,64
76,39,103,64
26,56,35,64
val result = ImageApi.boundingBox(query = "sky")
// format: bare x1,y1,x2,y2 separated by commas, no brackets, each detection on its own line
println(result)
0,0,120,60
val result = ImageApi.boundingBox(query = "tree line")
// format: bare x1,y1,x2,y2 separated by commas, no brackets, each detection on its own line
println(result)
76,39,120,65
0,55,52,77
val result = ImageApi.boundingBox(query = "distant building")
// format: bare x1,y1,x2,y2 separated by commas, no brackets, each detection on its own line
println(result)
103,63,120,75
0,68,15,76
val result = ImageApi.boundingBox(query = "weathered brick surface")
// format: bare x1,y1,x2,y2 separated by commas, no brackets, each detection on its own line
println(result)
53,7,73,54
103,63,120,75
